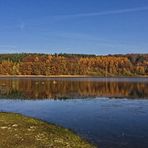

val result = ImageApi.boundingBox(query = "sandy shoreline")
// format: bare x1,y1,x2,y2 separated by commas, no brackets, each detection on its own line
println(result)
0,75,94,78
0,75,148,78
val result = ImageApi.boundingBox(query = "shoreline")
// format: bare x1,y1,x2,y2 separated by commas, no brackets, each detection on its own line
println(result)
0,112,94,148
0,75,148,78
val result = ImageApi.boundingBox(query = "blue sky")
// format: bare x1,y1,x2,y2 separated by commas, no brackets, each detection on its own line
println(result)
0,0,148,55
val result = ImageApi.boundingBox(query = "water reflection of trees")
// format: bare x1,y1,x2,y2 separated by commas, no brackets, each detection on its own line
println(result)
0,79,148,99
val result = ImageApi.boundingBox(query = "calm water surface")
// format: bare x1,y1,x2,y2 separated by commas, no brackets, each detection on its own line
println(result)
0,78,148,148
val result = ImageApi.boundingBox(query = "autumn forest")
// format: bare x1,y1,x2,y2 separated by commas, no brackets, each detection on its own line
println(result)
0,53,148,76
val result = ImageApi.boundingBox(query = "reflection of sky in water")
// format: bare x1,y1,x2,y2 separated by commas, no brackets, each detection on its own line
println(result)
0,98,148,148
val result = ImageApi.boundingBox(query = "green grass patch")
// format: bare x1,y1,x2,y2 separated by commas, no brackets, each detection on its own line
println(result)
0,112,95,148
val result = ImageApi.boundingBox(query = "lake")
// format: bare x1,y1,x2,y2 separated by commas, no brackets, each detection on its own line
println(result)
0,77,148,148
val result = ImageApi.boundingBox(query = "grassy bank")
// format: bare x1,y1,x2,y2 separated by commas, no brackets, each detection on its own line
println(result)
0,113,95,148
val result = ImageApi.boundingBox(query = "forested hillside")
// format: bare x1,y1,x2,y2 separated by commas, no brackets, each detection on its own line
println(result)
0,53,148,76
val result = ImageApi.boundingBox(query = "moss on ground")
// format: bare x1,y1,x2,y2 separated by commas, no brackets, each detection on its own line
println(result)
0,112,95,148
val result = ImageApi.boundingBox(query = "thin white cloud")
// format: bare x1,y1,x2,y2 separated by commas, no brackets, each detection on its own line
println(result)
8,6,148,29
54,6,148,19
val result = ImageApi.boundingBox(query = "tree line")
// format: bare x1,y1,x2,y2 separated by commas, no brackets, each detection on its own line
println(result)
0,53,148,76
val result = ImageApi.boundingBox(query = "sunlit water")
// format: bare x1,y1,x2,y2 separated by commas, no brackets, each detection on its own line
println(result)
0,78,148,148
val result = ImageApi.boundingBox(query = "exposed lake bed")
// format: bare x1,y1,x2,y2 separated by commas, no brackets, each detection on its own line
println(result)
0,78,148,148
